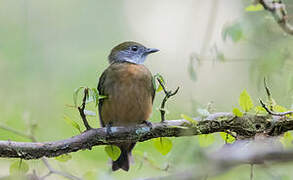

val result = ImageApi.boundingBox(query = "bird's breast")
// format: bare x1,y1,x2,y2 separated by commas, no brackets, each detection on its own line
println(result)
101,63,153,126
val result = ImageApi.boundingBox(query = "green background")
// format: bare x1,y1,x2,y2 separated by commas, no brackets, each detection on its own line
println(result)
0,0,292,179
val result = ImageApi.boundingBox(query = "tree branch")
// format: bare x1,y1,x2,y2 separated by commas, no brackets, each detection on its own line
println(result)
0,112,292,159
259,0,293,35
0,122,81,180
149,138,293,180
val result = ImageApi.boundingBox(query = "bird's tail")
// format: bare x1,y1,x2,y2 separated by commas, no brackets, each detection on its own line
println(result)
112,143,136,171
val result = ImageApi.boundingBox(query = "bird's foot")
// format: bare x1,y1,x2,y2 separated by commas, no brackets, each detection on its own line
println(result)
106,123,113,136
143,121,153,128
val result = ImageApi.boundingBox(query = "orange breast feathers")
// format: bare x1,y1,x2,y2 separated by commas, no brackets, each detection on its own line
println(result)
100,63,154,126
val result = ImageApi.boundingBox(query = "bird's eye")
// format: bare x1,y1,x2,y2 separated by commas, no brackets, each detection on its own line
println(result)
131,46,138,51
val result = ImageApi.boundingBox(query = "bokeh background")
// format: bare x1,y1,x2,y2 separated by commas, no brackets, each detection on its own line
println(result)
0,0,292,179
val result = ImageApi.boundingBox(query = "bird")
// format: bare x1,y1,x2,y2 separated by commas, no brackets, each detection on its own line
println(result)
97,41,159,171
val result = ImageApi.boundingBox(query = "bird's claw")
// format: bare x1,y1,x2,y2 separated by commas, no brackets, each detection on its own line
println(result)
106,123,113,136
143,121,153,129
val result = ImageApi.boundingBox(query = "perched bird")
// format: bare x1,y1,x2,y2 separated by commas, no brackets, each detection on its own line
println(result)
97,41,159,171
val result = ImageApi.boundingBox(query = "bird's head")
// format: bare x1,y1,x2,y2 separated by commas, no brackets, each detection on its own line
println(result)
108,41,159,64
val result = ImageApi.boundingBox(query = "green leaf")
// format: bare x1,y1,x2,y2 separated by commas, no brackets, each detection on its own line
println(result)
273,105,287,112
245,4,264,12
239,90,254,112
254,106,266,114
105,145,121,161
55,154,72,162
10,160,29,175
198,134,215,147
63,115,81,133
220,132,235,144
232,108,243,117
91,88,107,107
181,114,197,126
153,73,165,92
222,22,243,43
153,137,172,155
156,84,163,92
97,95,107,100
280,132,293,148
73,86,85,107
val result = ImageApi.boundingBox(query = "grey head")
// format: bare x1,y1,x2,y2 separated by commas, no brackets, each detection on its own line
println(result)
108,41,159,64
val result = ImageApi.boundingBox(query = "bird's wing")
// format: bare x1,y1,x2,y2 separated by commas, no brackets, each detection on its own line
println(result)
97,69,108,127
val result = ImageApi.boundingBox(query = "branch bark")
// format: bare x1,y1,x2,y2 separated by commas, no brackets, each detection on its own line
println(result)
0,112,292,159
149,138,293,180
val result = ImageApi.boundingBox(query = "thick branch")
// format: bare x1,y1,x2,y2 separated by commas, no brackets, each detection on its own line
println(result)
0,112,292,159
150,139,293,180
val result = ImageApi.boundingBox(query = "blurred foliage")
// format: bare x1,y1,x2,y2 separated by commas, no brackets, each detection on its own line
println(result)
0,0,292,179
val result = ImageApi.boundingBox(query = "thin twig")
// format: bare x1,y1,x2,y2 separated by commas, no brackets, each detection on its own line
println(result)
263,78,274,111
250,164,254,180
259,99,293,116
156,78,179,122
78,88,92,130
0,124,33,140
40,158,82,180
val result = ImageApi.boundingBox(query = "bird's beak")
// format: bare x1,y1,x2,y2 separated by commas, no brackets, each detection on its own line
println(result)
146,48,159,54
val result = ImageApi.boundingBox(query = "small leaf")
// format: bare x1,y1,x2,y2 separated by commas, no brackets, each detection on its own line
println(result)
105,145,121,161
198,134,215,147
181,114,197,126
232,108,243,117
153,137,172,155
63,115,81,133
73,87,85,107
91,88,99,107
245,4,264,12
97,95,107,100
153,73,165,92
220,132,235,144
273,105,287,112
10,160,29,175
91,88,108,107
156,84,163,92
280,132,293,148
239,90,254,112
222,22,243,42
255,106,266,114
55,154,72,162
